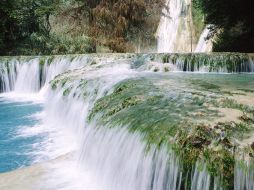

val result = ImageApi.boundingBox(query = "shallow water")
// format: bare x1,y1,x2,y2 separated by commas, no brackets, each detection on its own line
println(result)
0,98,43,172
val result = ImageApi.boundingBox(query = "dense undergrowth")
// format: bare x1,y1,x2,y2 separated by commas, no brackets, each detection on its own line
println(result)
0,0,163,55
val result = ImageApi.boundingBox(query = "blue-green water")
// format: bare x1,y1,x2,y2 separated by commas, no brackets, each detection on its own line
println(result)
0,98,43,173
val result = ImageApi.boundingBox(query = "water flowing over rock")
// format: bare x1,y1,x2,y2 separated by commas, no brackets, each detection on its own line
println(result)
156,0,212,53
195,26,213,53
235,159,254,190
0,53,254,190
156,0,193,53
0,53,254,93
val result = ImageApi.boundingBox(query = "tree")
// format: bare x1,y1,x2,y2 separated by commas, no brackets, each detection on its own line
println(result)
74,0,163,52
35,0,61,35
194,0,254,52
0,0,62,55
1,0,163,54
0,0,21,54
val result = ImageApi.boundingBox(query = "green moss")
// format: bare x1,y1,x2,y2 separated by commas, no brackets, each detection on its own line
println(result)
192,1,205,42
162,54,170,63
206,149,234,189
48,64,254,190
50,75,72,90
212,98,246,111
39,58,46,66
238,89,254,93
157,53,251,72
149,55,155,61
172,123,237,189
191,80,220,91
51,80,58,90
85,74,254,189
63,87,72,96
47,56,54,65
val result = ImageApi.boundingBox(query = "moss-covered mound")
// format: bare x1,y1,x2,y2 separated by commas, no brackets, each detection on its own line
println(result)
85,73,254,189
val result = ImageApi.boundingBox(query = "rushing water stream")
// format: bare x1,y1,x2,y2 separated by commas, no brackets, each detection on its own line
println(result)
0,54,254,190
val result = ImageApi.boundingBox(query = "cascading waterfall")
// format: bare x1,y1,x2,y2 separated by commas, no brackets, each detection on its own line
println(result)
156,0,193,53
45,64,221,190
0,59,17,92
191,162,223,190
14,58,41,93
234,159,254,190
1,53,253,93
79,126,182,190
0,55,89,93
195,26,213,53
0,54,254,190
160,53,254,72
156,0,213,53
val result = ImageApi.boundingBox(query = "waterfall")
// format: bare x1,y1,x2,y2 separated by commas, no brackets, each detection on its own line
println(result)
0,59,17,92
0,54,254,189
195,26,213,53
0,53,254,94
156,0,214,53
1,53,254,94
156,0,193,53
43,63,220,190
160,53,254,72
79,126,182,190
14,58,41,93
234,159,254,190
0,55,88,93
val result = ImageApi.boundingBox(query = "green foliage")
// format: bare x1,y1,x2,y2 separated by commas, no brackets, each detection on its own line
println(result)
0,0,62,55
3,0,254,54
192,0,205,40
0,0,163,54
30,32,93,55
194,0,254,52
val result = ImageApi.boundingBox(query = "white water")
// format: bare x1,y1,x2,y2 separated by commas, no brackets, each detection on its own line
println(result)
0,55,253,189
156,0,214,53
80,126,181,190
43,74,216,190
235,160,254,190
14,58,41,93
195,26,213,53
156,0,193,53
0,56,88,94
